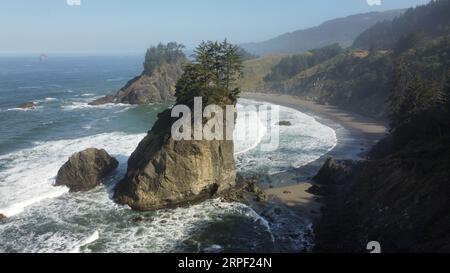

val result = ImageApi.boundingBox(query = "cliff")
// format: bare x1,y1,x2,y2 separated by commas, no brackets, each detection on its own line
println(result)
90,62,184,105
314,136,450,252
90,42,186,105
114,88,237,210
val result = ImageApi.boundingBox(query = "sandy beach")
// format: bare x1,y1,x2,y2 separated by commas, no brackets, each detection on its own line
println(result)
242,92,388,219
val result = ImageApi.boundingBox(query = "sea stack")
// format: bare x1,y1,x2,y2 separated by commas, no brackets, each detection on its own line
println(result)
55,148,119,192
114,90,237,210
89,42,186,105
114,40,245,211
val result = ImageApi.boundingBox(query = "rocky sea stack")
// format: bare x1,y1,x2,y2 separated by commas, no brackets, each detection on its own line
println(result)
55,148,119,192
114,40,244,211
90,42,186,105
114,90,237,210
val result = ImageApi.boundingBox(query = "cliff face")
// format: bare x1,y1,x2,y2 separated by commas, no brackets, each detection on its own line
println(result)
114,92,237,210
90,63,183,105
314,136,450,253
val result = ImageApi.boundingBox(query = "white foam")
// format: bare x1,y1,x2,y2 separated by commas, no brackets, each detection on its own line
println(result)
234,99,337,174
69,230,100,253
0,132,145,217
106,77,127,82
61,101,136,111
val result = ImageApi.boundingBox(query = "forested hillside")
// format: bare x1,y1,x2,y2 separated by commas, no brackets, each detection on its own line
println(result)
246,0,450,120
241,10,404,55
314,0,450,253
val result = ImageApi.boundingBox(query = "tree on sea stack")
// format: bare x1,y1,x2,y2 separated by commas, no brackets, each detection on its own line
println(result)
176,40,243,103
114,40,244,211
143,42,186,75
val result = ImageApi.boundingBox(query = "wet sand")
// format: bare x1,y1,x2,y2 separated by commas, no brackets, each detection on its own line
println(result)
242,92,388,219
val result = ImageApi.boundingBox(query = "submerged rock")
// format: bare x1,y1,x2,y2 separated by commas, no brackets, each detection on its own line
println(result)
55,148,119,192
17,102,36,109
278,121,292,126
221,175,268,204
89,95,115,106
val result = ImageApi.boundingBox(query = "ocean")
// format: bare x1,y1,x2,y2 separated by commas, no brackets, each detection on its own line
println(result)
0,55,337,253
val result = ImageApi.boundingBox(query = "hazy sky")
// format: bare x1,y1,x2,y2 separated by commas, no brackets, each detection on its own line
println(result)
0,0,430,54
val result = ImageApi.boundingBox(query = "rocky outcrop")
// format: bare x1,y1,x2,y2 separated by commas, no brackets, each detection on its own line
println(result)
89,63,184,106
314,137,450,253
114,90,238,210
221,175,268,204
88,95,115,106
277,121,292,126
55,148,119,192
313,157,358,186
17,102,36,109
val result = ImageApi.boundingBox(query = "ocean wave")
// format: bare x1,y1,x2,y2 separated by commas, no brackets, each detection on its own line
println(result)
61,101,136,111
106,77,127,82
17,86,42,90
0,132,145,218
235,99,337,175
0,194,274,253
69,230,100,253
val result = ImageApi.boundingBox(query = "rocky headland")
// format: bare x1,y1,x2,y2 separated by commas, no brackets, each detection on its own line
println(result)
90,42,186,106
89,63,184,105
314,136,450,253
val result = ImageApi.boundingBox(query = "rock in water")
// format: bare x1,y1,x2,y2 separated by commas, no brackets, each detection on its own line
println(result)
114,90,237,210
89,64,183,105
17,102,36,109
88,95,115,106
113,63,183,104
277,121,292,126
0,214,6,220
55,148,119,192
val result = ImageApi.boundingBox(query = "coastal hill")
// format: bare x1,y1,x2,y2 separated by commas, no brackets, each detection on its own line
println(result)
242,0,450,252
313,0,450,252
89,42,186,105
240,9,404,56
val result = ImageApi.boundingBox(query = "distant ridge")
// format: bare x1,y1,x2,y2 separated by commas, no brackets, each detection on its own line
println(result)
241,9,405,55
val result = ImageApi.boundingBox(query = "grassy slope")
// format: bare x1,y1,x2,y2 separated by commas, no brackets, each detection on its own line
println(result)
239,54,285,93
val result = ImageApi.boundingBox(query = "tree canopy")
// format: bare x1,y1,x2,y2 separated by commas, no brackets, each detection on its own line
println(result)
143,42,186,75
264,43,343,82
175,40,244,104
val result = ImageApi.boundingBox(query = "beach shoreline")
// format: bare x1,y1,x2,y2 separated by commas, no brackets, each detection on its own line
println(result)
241,92,388,220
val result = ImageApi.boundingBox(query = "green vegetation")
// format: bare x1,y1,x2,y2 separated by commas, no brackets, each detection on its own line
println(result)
143,42,186,75
237,48,259,61
264,44,343,82
239,54,285,92
353,0,450,50
175,40,244,104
